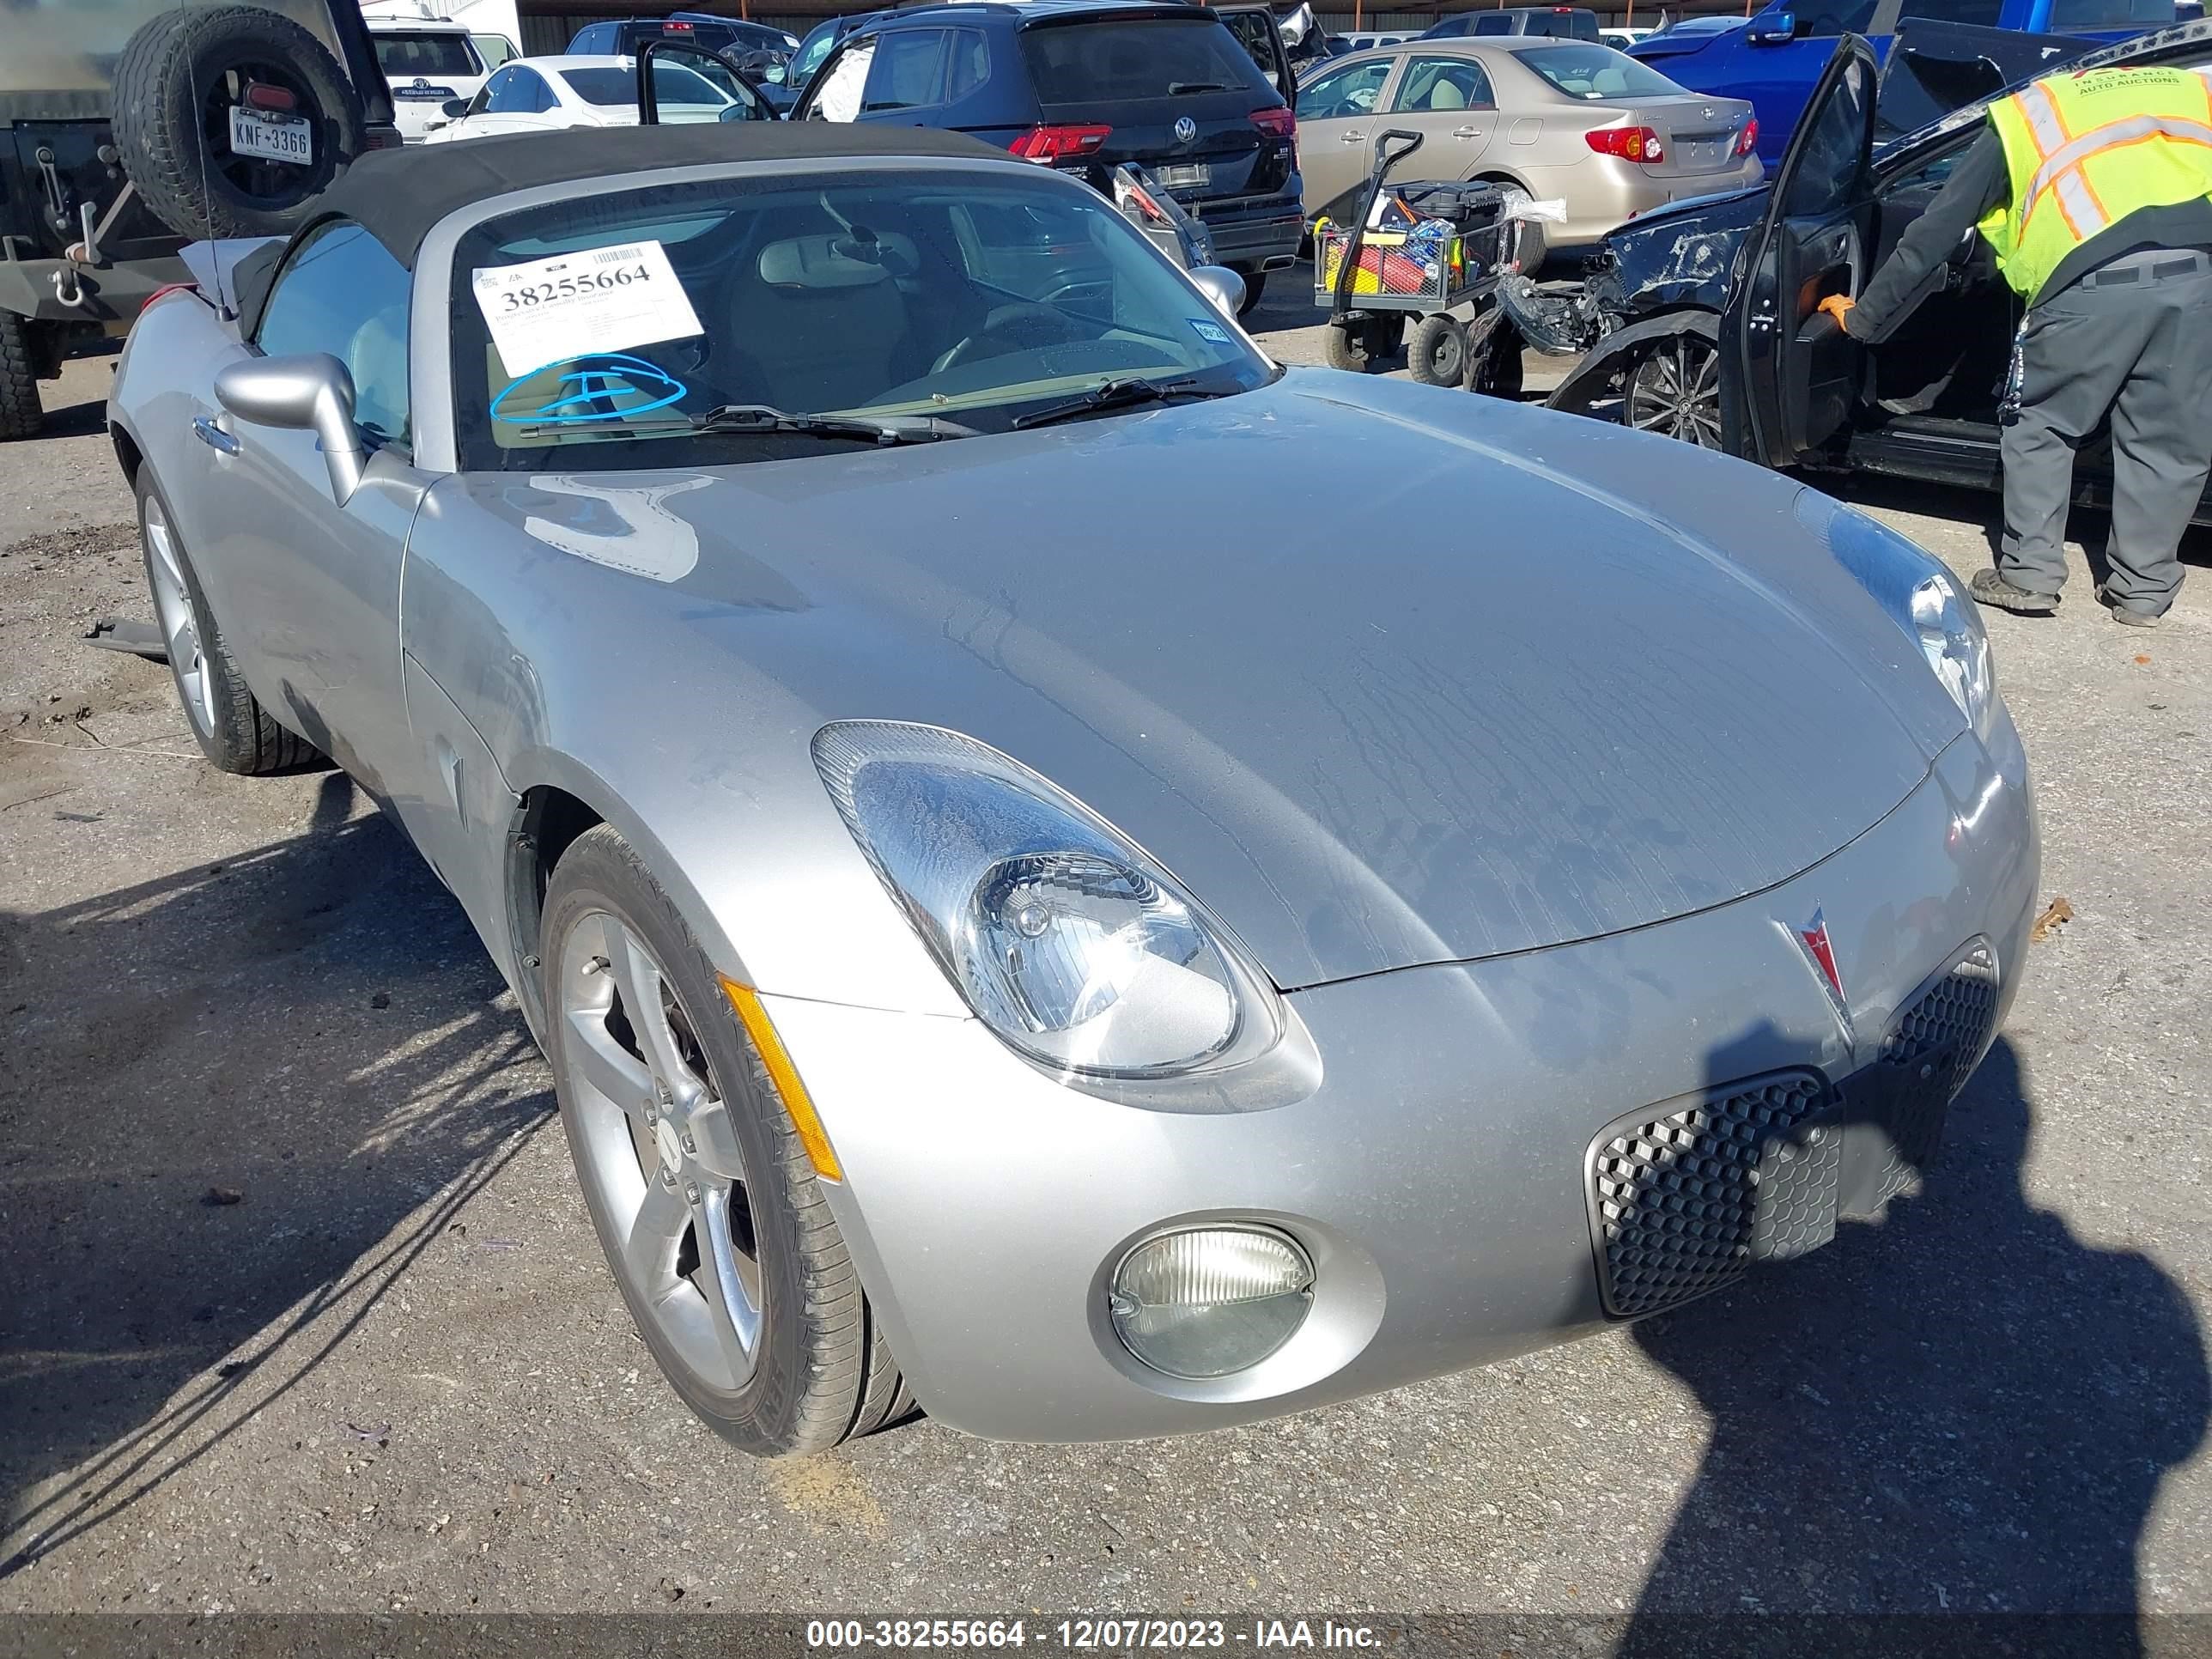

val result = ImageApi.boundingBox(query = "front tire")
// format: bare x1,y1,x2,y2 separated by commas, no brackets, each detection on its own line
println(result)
542,824,910,1457
1408,313,1467,387
1626,330,1723,448
137,472,319,774
1323,315,1398,373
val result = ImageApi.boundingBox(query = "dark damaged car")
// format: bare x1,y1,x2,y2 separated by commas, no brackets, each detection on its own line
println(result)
1508,19,2212,514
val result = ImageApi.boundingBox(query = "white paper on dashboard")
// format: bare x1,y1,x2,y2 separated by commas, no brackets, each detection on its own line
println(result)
471,240,702,376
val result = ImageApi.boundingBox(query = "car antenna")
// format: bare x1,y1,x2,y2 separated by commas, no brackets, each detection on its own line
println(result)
183,2,237,321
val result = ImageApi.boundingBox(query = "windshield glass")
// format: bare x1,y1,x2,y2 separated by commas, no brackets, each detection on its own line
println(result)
793,23,842,80
1020,19,1274,106
449,170,1273,471
1516,44,1686,98
559,62,731,106
374,31,484,81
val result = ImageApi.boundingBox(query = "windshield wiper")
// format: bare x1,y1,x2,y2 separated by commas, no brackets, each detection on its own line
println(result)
515,403,978,445
1010,377,1224,431
688,404,980,444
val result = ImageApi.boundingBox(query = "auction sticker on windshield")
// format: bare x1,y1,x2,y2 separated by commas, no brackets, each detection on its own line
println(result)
471,241,703,378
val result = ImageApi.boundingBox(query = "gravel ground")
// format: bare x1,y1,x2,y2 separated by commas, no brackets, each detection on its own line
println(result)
1,289,2207,1634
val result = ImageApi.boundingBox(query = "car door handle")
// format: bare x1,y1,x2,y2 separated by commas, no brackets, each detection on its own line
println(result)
1453,125,1482,138
1340,130,1368,143
191,415,240,456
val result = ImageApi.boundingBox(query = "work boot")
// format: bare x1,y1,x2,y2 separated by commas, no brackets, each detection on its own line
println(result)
2096,586,2161,628
1970,568,2059,614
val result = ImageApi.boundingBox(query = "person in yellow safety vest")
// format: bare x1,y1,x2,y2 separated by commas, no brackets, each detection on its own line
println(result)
1820,63,2212,628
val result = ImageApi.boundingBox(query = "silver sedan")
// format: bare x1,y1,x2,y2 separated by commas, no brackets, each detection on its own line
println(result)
106,122,2036,1455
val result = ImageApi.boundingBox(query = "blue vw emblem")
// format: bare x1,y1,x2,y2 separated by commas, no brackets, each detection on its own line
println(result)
1174,115,1198,145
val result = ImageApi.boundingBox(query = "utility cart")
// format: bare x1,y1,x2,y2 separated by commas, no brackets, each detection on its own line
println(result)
1315,128,1521,392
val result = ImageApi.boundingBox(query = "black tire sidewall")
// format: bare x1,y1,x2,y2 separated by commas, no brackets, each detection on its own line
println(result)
539,827,830,1456
1410,314,1466,388
115,5,367,240
0,311,44,441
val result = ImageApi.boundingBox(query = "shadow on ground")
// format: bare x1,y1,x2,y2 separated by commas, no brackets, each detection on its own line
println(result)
0,773,553,1574
1622,1036,2207,1649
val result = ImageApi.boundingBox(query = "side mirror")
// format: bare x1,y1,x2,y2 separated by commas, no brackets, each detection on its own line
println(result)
1747,9,1796,43
1188,264,1247,319
442,96,471,118
214,353,367,505
719,100,753,122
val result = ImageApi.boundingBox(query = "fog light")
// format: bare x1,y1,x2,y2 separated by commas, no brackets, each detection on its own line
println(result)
1109,1226,1314,1379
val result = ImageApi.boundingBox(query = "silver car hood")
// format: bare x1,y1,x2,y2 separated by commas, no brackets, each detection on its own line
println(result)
451,369,1964,991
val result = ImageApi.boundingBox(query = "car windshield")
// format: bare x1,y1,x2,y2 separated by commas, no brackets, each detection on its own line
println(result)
1516,43,1685,98
558,62,731,106
1019,18,1273,106
374,31,483,80
449,169,1273,471
792,25,842,79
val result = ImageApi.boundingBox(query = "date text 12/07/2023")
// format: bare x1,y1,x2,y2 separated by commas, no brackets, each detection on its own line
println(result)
803,1620,1386,1650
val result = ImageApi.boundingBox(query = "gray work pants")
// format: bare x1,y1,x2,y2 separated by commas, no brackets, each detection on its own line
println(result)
2000,259,2212,616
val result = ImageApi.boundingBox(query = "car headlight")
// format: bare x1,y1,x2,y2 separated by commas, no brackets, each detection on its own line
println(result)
1803,495,1996,737
812,721,1285,1079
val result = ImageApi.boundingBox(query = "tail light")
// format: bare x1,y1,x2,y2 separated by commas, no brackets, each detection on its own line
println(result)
1009,123,1112,162
1733,117,1759,157
243,81,297,112
1251,106,1295,140
1585,125,1665,163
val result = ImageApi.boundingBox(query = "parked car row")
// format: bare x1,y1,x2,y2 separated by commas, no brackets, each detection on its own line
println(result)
400,3,1754,287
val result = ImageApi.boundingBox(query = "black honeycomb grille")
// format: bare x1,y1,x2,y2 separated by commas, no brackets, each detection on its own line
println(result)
1881,945,1999,1103
1589,1073,1830,1319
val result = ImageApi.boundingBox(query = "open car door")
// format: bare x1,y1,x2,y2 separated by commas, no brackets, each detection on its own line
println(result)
1725,34,1878,467
1214,3,1296,101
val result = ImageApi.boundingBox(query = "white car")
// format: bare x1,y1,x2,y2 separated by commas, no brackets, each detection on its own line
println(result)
367,17,492,143
1601,25,1657,47
422,53,746,143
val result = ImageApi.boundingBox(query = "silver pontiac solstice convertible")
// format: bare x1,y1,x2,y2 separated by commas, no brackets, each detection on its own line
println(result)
108,123,2038,1456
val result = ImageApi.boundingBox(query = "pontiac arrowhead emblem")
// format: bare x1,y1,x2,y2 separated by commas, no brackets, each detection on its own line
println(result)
1798,906,1844,1004
1782,905,1851,1042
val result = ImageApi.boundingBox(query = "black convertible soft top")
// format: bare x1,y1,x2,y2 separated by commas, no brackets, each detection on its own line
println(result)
226,122,1010,336
316,123,1009,268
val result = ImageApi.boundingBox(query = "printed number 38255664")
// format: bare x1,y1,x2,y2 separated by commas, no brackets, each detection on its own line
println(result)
497,265,653,311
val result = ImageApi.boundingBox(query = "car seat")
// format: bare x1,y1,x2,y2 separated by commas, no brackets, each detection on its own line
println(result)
732,232,915,411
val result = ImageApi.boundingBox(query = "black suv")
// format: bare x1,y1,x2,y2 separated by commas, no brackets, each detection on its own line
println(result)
1,1,397,438
793,0,1302,309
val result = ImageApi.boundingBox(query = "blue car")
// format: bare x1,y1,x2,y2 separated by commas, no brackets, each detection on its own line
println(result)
1631,0,2177,162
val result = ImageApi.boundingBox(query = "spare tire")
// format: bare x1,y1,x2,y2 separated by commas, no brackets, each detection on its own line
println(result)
114,5,367,240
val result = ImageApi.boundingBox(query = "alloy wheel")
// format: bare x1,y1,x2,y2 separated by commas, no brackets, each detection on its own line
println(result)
1627,334,1723,449
559,909,763,1394
143,495,212,736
